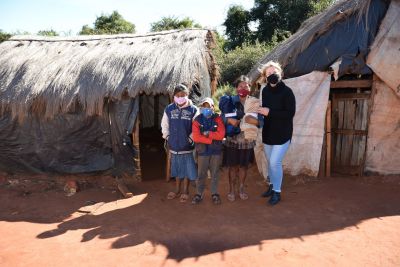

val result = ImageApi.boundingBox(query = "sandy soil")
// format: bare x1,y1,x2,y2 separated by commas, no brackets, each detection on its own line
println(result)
0,167,399,267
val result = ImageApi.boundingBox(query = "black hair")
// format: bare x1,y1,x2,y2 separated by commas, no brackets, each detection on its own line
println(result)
173,83,189,96
233,75,250,88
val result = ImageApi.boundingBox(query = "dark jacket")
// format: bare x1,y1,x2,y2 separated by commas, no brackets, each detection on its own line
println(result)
165,103,197,152
261,81,296,145
192,114,225,156
219,95,244,137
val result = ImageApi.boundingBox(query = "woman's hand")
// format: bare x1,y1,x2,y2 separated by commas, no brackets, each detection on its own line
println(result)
227,118,240,127
257,107,270,116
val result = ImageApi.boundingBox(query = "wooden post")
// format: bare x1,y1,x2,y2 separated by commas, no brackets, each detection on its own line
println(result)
132,116,142,181
165,150,171,182
326,100,332,177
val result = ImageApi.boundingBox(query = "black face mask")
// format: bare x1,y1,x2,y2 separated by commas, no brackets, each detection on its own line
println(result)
267,73,280,84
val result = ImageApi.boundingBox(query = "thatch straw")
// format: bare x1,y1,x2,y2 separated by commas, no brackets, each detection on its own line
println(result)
248,0,378,82
0,29,216,120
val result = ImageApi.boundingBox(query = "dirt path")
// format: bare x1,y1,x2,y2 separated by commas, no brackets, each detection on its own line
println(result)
1,170,399,267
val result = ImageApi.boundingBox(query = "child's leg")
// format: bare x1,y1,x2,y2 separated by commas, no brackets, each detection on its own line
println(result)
167,178,181,200
228,165,238,196
182,178,189,195
210,154,222,195
175,178,181,193
196,156,210,196
239,166,249,200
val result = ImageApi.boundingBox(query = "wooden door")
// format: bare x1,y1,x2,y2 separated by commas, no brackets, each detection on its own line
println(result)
331,93,370,175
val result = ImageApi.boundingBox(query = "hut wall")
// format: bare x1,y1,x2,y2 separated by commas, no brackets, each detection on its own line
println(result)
365,79,400,174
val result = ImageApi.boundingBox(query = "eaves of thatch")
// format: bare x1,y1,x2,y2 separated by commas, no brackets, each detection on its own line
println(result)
248,0,390,82
0,29,217,120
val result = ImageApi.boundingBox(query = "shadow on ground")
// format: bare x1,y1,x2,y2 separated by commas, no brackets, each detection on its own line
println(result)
1,171,400,262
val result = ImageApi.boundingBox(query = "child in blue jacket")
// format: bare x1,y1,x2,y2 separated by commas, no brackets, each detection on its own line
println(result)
161,84,198,203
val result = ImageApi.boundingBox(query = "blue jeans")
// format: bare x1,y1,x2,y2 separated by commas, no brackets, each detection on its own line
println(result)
263,140,290,192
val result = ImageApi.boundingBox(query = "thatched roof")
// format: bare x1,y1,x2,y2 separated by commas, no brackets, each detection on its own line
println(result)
0,29,217,120
248,0,387,82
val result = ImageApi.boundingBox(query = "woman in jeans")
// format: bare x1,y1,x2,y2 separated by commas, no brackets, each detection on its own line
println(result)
257,61,296,205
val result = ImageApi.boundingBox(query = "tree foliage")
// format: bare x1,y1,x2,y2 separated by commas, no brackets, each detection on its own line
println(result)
224,0,335,49
79,11,135,35
37,29,59,36
0,30,11,43
150,16,201,32
223,5,252,50
215,41,276,84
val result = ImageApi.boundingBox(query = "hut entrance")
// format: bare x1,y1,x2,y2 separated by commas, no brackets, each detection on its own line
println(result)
138,94,170,180
329,79,373,176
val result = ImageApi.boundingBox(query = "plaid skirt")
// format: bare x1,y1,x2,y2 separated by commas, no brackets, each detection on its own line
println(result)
170,152,197,180
223,132,255,167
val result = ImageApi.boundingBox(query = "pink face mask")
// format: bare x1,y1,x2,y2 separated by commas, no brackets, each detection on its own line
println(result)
174,96,188,105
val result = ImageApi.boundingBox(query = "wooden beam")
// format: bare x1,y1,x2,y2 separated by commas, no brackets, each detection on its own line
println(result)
325,100,332,177
326,101,331,177
332,93,370,100
332,129,368,136
330,80,372,89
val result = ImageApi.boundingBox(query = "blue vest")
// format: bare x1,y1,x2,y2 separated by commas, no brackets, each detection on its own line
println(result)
195,114,223,156
165,103,197,152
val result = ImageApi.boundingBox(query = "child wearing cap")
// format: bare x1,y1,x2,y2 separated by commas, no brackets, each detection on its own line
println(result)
161,84,198,203
191,97,225,205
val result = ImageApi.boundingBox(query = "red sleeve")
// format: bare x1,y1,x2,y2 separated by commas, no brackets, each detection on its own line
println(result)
192,120,212,144
208,116,226,141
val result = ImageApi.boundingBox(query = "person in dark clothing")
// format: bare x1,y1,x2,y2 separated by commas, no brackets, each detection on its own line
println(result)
257,61,296,205
221,75,256,202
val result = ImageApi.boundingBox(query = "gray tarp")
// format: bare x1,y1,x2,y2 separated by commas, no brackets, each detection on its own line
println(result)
0,97,139,176
367,0,400,97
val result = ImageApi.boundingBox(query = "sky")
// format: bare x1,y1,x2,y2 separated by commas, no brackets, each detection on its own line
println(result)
0,0,254,35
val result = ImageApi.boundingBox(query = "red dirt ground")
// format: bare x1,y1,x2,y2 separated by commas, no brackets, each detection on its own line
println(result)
1,167,399,267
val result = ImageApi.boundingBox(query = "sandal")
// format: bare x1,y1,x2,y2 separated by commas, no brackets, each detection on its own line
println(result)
191,194,202,205
239,185,249,200
227,192,235,202
180,193,189,203
211,194,221,205
167,191,178,200
239,192,249,200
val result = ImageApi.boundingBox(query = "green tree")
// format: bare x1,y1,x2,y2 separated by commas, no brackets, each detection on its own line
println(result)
216,41,275,84
150,16,201,32
79,11,135,35
223,0,335,49
37,29,59,36
223,5,253,50
0,30,11,43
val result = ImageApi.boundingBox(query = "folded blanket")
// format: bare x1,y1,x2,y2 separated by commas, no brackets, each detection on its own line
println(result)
241,96,260,140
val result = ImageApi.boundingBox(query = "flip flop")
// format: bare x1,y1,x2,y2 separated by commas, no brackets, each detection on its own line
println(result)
239,192,249,200
167,191,178,200
239,185,249,200
180,193,189,203
227,192,235,202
